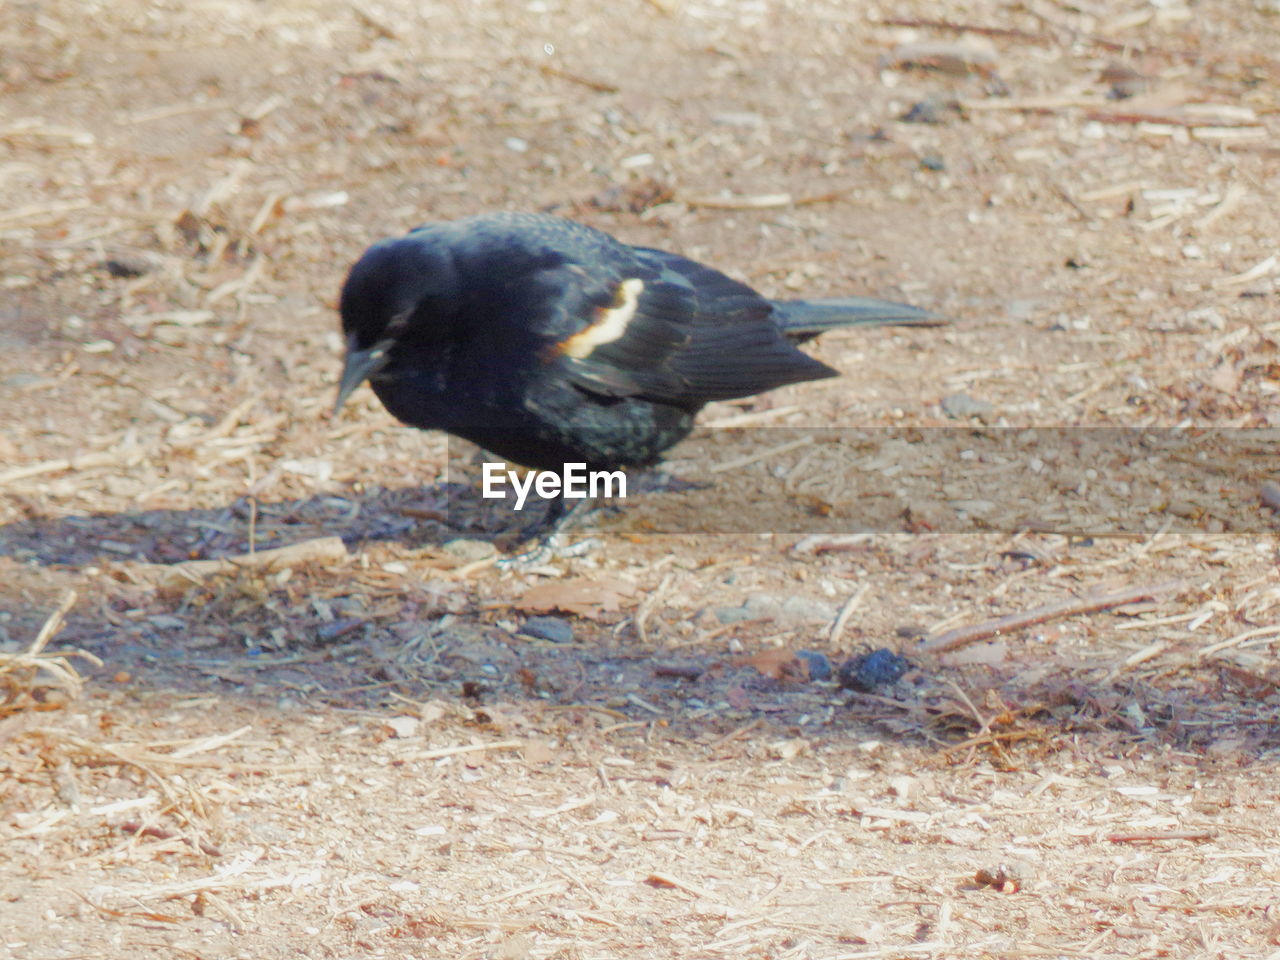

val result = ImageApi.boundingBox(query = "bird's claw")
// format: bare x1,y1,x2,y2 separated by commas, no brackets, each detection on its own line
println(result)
496,535,600,570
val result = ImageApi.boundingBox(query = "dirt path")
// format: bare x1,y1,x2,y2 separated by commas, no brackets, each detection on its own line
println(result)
3,2,1279,957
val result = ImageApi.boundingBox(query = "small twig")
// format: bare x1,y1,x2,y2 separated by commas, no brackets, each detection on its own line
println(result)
702,405,801,429
140,536,349,589
32,591,78,654
1020,5,1199,61
634,573,675,644
653,664,703,680
706,717,764,748
121,821,224,857
1197,624,1280,660
961,94,1102,113
626,693,664,715
74,892,182,925
1106,830,1215,843
484,879,569,904
598,720,649,735
1050,179,1093,222
1086,111,1262,129
793,188,857,207
707,436,813,474
0,198,93,226
791,533,874,556
0,591,98,706
944,679,989,729
406,739,524,761
683,192,793,210
0,450,126,485
126,99,234,125
875,17,1053,44
351,2,400,40
829,583,871,647
938,679,1021,763
1214,255,1279,289
1195,183,1247,230
922,579,1188,653
940,728,1044,756
451,554,500,578
168,396,256,449
540,703,630,720
539,64,619,94
645,872,731,907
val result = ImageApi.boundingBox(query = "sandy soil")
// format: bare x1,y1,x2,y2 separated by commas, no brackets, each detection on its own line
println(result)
3,1,1280,957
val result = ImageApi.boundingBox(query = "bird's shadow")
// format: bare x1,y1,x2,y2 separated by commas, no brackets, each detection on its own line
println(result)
0,480,534,570
0,463,712,570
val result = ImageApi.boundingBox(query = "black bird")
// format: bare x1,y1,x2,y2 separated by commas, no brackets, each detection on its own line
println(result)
336,212,941,530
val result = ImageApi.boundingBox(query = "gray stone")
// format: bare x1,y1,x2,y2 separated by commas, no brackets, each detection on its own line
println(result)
522,616,574,643
795,650,833,681
941,392,994,421
441,538,498,562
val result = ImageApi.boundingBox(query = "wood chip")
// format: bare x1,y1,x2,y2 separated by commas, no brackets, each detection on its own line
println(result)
138,537,349,589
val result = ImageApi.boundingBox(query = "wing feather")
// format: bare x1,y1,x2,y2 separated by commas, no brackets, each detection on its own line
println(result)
549,250,834,405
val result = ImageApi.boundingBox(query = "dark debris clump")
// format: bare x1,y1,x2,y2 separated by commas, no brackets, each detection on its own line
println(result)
838,648,911,692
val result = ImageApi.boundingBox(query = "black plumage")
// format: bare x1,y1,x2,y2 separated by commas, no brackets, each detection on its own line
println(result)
336,211,941,472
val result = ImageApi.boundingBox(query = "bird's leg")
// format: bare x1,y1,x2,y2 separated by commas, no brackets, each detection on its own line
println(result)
497,493,598,568
516,491,572,543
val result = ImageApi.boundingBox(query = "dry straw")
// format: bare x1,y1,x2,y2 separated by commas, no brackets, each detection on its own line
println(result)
0,591,101,715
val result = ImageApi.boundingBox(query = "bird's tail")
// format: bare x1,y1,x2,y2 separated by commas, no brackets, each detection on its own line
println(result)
772,296,946,341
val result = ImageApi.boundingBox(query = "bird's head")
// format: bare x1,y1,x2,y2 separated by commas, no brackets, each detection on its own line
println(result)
334,231,459,414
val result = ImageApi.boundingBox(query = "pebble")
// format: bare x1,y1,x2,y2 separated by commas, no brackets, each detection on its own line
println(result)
715,593,837,625
2,373,52,389
102,256,151,278
758,593,836,623
899,96,957,124
941,392,994,421
317,617,363,642
146,615,186,630
442,538,498,562
714,605,754,624
795,650,833,682
521,616,574,643
890,39,999,78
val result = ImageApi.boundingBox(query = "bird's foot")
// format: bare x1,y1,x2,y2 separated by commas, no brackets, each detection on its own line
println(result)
496,534,600,569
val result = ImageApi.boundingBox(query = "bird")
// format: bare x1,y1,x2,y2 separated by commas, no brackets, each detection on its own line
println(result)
335,211,942,535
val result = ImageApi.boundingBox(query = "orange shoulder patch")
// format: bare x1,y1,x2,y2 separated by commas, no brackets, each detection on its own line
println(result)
550,278,644,359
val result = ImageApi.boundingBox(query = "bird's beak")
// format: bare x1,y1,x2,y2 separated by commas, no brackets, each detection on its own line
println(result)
334,337,395,414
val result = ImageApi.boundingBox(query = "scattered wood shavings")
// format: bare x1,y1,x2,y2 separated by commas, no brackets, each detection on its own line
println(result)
138,536,349,589
4,2,1280,956
0,591,98,714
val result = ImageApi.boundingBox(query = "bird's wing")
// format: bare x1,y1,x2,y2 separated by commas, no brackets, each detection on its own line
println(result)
547,249,835,405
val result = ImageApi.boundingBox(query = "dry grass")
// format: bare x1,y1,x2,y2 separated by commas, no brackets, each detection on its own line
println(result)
3,0,1280,957
0,591,99,715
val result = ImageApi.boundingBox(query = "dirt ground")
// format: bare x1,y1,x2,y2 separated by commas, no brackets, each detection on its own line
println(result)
3,1,1280,957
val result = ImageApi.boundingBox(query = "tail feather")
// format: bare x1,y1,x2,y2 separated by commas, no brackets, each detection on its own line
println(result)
772,296,947,341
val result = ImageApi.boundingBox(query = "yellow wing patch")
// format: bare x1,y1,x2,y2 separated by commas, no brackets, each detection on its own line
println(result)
553,278,644,359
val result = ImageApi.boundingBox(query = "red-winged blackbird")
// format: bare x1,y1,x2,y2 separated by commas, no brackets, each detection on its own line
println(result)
336,211,941,475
